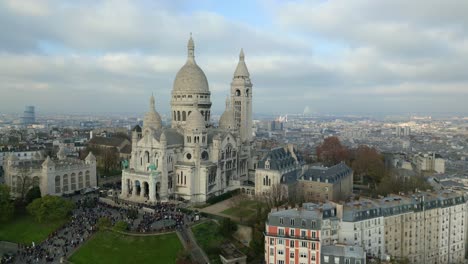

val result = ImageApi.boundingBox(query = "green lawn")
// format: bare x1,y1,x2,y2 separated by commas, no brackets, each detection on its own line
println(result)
192,220,226,264
220,199,262,222
0,214,66,245
69,231,183,264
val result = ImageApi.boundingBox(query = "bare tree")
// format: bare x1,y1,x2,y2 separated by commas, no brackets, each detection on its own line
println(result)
287,182,305,207
259,183,288,210
16,168,33,201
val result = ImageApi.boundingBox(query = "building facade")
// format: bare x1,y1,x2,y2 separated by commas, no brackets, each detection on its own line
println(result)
3,149,97,197
120,36,254,203
255,145,305,199
299,163,353,203
337,190,466,263
265,203,339,264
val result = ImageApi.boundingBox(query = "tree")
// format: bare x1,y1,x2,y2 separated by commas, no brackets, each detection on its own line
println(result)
261,183,288,209
351,145,385,184
27,195,74,223
25,186,41,204
218,218,238,238
15,168,34,201
376,173,432,196
0,184,14,223
287,182,305,207
316,136,350,166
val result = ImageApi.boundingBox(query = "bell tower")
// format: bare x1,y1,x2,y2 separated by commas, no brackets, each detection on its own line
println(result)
231,49,253,142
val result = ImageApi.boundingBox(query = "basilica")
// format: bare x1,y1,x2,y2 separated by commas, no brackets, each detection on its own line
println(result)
120,36,255,203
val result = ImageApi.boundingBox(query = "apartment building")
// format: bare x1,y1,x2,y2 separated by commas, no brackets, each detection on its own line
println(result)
299,163,353,202
264,203,338,264
337,190,466,263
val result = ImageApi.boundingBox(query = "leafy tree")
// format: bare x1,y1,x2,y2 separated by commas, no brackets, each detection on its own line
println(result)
351,145,385,184
25,186,42,204
218,218,238,238
376,173,432,196
27,195,74,223
97,217,112,230
113,220,128,232
0,184,14,223
316,136,350,166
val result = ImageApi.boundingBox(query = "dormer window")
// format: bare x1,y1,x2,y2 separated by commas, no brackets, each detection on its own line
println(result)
265,160,270,169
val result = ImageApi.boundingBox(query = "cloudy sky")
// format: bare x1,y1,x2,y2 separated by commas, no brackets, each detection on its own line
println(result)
1,0,467,116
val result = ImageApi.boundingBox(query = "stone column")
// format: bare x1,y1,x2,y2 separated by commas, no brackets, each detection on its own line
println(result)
121,177,128,197
141,182,147,198
132,181,137,197
148,182,156,203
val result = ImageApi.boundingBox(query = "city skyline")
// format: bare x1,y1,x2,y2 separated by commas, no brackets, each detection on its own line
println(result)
1,0,468,115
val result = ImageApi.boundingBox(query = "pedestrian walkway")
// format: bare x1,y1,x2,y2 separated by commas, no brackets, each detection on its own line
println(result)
177,222,210,264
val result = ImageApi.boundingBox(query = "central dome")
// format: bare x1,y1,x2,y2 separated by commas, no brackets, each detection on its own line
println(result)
173,35,209,93
173,61,209,93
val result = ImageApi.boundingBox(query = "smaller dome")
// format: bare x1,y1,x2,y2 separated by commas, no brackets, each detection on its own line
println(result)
219,98,235,130
143,94,162,130
186,110,206,131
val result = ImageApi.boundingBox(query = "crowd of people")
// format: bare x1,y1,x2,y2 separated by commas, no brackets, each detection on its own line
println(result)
10,196,195,264
136,203,187,233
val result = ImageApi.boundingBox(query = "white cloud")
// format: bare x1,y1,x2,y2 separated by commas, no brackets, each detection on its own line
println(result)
0,0,467,115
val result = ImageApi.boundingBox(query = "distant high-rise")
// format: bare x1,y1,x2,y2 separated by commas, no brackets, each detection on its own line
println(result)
395,125,410,137
22,105,35,125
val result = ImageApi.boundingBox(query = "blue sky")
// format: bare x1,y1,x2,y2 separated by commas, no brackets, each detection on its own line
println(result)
0,0,467,116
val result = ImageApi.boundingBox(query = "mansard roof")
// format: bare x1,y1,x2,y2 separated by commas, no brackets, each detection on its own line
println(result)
257,146,304,170
302,162,352,184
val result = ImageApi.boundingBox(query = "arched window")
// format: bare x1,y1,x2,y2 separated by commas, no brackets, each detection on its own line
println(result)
85,171,90,187
78,172,83,189
173,111,176,120
235,89,241,96
188,111,192,116
55,175,61,193
182,111,186,121
63,174,69,192
202,136,205,143
71,173,76,190
246,89,249,97
177,111,181,121
181,171,184,185
145,151,150,163
184,175,186,185
201,110,204,118
177,174,180,184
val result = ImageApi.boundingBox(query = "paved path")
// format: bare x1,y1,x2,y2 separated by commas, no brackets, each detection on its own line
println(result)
177,221,210,264
197,196,243,222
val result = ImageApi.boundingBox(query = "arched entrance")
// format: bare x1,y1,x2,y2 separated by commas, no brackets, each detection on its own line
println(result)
135,180,141,196
143,182,149,199
156,182,161,200
126,179,132,195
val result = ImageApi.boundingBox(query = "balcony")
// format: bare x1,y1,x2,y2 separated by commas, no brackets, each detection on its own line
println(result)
264,232,320,242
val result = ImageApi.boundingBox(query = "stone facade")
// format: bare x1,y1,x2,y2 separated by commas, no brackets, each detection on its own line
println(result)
120,36,254,204
3,150,97,197
299,163,353,202
254,144,305,199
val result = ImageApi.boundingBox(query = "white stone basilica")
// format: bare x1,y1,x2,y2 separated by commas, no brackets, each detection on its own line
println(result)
120,36,254,203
